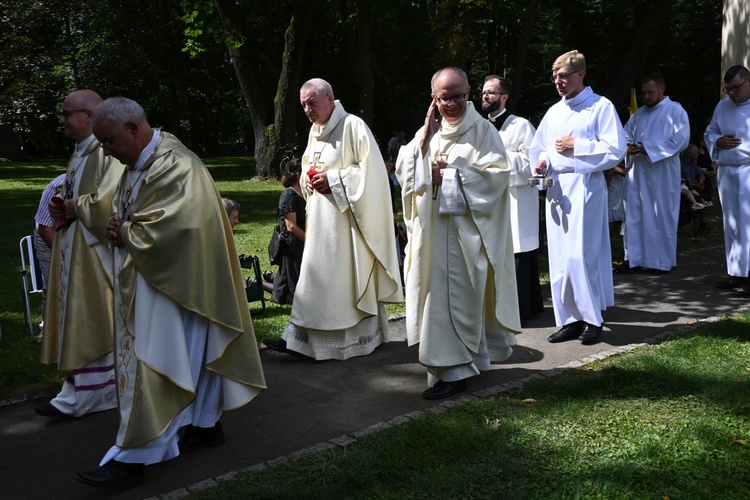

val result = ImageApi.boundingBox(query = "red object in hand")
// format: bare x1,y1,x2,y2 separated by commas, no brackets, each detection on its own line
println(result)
51,196,72,231
307,168,331,194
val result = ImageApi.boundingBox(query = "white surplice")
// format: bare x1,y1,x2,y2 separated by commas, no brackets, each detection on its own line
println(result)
530,86,626,327
623,97,690,271
704,96,750,277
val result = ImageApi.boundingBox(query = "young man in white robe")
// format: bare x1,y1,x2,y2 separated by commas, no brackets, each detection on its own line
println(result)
76,97,266,488
619,73,690,274
38,90,124,418
481,74,544,321
263,79,403,360
704,65,750,296
397,67,520,400
530,50,626,345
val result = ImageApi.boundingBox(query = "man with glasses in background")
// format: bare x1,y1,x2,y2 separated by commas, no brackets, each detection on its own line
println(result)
530,50,626,345
481,75,543,322
37,90,124,419
705,65,750,296
396,67,520,399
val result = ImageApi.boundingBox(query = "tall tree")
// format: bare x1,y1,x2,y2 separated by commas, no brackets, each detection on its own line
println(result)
207,0,315,177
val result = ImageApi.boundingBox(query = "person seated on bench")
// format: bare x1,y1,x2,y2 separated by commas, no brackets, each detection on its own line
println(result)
680,144,712,210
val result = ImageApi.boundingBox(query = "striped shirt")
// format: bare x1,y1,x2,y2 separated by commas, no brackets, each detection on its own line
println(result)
35,173,67,229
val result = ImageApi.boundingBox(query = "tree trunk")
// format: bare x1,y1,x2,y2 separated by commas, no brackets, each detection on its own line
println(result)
355,0,375,122
510,0,539,114
214,0,314,177
606,0,675,109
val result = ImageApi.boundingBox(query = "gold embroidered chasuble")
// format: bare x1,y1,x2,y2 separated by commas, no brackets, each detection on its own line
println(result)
112,131,266,447
41,139,124,370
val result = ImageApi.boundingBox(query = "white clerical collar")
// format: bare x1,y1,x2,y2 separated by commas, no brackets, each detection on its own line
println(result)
564,86,593,107
488,109,507,122
74,135,96,157
133,129,161,171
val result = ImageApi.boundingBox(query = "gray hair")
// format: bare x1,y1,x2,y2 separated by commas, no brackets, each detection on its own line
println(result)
91,97,148,128
300,78,333,97
430,67,470,92
222,198,240,217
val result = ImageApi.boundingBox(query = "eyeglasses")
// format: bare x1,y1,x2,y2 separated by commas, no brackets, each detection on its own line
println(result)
550,71,577,82
435,93,467,105
723,79,749,94
480,91,507,97
61,109,89,119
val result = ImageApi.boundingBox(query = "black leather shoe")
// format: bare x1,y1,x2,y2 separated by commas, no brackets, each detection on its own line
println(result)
422,379,467,400
75,460,144,489
34,401,72,418
716,277,746,289
548,321,584,343
578,323,603,344
737,284,750,297
612,261,632,273
262,338,308,358
179,422,226,453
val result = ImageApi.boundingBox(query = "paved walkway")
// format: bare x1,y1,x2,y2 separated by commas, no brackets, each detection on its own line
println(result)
1,244,748,500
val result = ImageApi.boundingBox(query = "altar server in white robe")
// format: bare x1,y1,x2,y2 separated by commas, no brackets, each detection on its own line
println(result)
705,65,750,296
481,74,544,320
76,97,266,489
530,50,626,345
397,67,520,400
263,78,403,360
621,73,690,273
39,89,124,419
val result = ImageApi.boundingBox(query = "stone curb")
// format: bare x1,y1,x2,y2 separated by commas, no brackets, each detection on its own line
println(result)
146,307,749,499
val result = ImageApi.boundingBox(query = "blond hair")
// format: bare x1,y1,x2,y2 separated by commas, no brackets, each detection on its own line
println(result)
552,50,586,73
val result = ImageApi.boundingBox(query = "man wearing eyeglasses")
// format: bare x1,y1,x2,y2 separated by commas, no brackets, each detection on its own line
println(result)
481,75,543,321
396,67,520,400
620,73,690,275
705,65,750,296
37,90,124,419
530,50,626,345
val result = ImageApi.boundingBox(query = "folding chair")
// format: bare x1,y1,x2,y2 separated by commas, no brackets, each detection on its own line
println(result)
239,254,266,313
20,235,45,336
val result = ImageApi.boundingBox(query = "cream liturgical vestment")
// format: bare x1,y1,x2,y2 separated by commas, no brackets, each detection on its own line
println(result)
108,131,265,458
623,97,690,271
41,136,124,416
284,101,403,360
705,97,750,278
396,103,520,385
530,86,626,328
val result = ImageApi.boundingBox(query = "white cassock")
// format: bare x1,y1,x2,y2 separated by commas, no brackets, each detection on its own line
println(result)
397,103,520,387
704,96,750,277
492,111,540,253
284,101,403,360
623,97,690,271
530,86,626,328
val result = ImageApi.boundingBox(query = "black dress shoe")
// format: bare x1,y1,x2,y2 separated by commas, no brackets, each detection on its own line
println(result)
34,401,72,418
422,379,467,400
547,321,584,343
737,284,750,297
262,338,308,358
179,422,226,453
578,323,603,344
612,261,632,273
716,277,745,289
75,460,144,489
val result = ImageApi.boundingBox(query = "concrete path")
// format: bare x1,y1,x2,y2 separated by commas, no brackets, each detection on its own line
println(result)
1,244,748,500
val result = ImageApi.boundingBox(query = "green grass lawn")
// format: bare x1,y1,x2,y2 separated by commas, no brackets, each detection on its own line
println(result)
191,313,750,499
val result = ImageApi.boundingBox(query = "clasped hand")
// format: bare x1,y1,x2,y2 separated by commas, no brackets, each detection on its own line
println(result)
106,215,125,248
